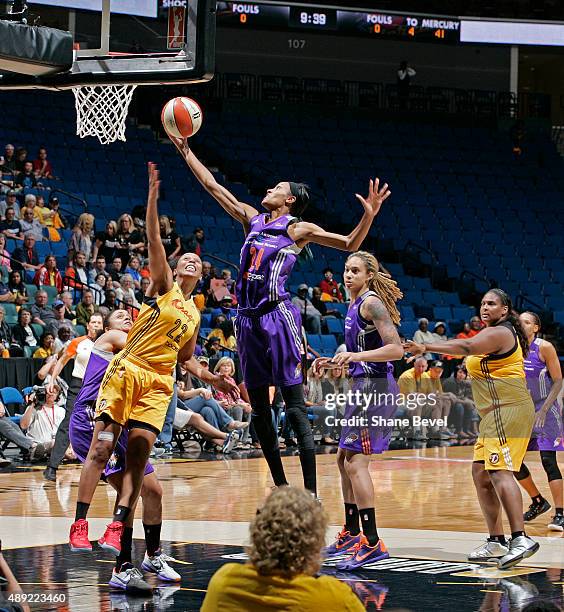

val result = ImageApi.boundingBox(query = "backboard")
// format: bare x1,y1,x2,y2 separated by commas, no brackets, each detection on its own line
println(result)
0,0,215,89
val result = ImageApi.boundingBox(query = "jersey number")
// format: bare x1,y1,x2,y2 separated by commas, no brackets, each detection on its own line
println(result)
247,246,265,272
167,319,188,344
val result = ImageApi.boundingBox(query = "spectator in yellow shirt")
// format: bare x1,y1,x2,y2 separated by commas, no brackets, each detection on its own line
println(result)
33,332,55,359
201,487,364,612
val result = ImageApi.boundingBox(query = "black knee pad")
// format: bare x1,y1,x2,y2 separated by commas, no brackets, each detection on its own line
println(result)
514,462,530,481
281,384,315,451
540,451,562,482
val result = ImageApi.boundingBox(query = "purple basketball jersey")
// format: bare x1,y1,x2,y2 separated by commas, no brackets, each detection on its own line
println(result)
236,213,301,310
345,290,388,378
525,338,564,451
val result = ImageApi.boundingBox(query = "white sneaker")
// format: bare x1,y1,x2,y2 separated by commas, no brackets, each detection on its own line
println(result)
222,431,240,454
497,535,539,570
109,564,152,593
141,551,181,582
468,539,509,561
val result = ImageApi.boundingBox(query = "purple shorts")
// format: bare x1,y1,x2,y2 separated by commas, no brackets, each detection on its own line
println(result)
69,401,154,479
339,375,399,455
234,300,303,390
526,400,564,452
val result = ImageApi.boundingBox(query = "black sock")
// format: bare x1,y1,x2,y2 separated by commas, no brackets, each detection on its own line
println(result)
511,531,525,539
345,503,360,536
115,526,133,571
532,494,545,505
75,501,90,522
488,535,507,545
298,449,317,495
555,508,563,516
143,522,162,558
113,505,131,524
359,508,379,546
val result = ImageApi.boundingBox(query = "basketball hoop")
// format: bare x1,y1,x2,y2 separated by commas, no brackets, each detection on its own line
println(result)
72,84,137,145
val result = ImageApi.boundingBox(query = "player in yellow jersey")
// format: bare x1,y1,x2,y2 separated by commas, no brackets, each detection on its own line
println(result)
405,289,539,570
90,163,202,558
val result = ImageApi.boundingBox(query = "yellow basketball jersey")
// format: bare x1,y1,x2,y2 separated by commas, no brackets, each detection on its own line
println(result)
118,282,200,374
466,321,533,413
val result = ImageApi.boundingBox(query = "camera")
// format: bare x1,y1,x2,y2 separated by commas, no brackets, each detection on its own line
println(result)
32,385,47,403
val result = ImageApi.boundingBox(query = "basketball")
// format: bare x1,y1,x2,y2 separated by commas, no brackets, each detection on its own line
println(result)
161,97,203,139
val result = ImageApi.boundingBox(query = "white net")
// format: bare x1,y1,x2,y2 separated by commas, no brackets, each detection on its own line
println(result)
72,84,137,145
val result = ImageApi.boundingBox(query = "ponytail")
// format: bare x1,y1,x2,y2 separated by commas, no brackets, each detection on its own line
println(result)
347,251,403,326
488,288,530,357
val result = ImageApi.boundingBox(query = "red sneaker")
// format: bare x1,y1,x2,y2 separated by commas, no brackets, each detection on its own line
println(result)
69,519,92,552
98,521,124,555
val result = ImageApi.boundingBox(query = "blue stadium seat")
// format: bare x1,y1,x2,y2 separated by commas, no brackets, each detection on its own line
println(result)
325,318,344,335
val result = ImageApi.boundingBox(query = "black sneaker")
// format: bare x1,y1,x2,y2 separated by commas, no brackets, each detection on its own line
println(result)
548,514,564,532
43,466,57,482
523,499,551,522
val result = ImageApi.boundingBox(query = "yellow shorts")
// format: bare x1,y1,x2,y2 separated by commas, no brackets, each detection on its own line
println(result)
473,401,534,471
96,355,174,434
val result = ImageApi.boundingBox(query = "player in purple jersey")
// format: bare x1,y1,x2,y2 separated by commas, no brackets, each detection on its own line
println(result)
314,251,403,570
169,133,390,495
515,312,564,531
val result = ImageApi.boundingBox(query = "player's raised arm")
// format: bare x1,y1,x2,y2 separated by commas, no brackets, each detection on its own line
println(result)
289,178,390,251
167,134,258,227
146,162,173,295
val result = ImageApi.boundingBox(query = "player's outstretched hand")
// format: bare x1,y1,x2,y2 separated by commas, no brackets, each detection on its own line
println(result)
166,131,190,158
403,340,425,360
329,351,357,367
148,162,160,202
355,178,391,218
214,374,240,398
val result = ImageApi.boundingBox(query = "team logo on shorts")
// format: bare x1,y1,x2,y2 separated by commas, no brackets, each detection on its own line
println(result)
98,399,107,411
489,452,499,465
344,433,359,445
295,362,302,378
107,453,117,469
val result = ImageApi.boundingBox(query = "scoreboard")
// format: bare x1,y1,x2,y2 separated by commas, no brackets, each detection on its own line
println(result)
216,2,461,43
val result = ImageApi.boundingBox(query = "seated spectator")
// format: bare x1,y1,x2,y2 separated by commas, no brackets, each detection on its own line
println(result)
0,206,23,240
75,290,99,327
32,147,54,179
304,367,338,445
46,300,72,337
213,357,252,437
14,148,28,174
7,270,29,306
65,251,88,288
19,209,44,242
311,286,341,322
11,233,40,276
0,399,46,460
34,195,58,241
433,321,447,341
124,255,142,289
292,284,322,334
69,213,94,261
181,226,204,256
34,255,64,293
442,364,479,438
30,289,55,326
218,294,236,319
33,332,55,358
90,273,107,305
103,289,117,315
23,194,38,221
54,325,74,353
60,291,77,323
11,308,39,353
319,267,344,302
15,161,38,190
0,306,13,355
116,213,144,268
468,315,484,336
0,278,16,305
48,196,68,233
457,322,472,339
88,254,110,284
19,385,67,456
159,215,181,262
108,256,123,285
135,276,150,304
93,220,118,263
221,268,235,294
0,234,11,274
196,260,213,301
0,190,20,218
0,143,16,173
207,317,237,351
413,318,436,361
427,360,456,439
201,487,364,612
115,274,140,308
204,335,222,358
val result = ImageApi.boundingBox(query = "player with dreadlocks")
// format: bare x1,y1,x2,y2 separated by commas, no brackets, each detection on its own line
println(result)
168,132,390,498
317,251,403,570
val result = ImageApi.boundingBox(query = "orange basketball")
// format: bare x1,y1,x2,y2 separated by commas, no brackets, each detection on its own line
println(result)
161,97,203,138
